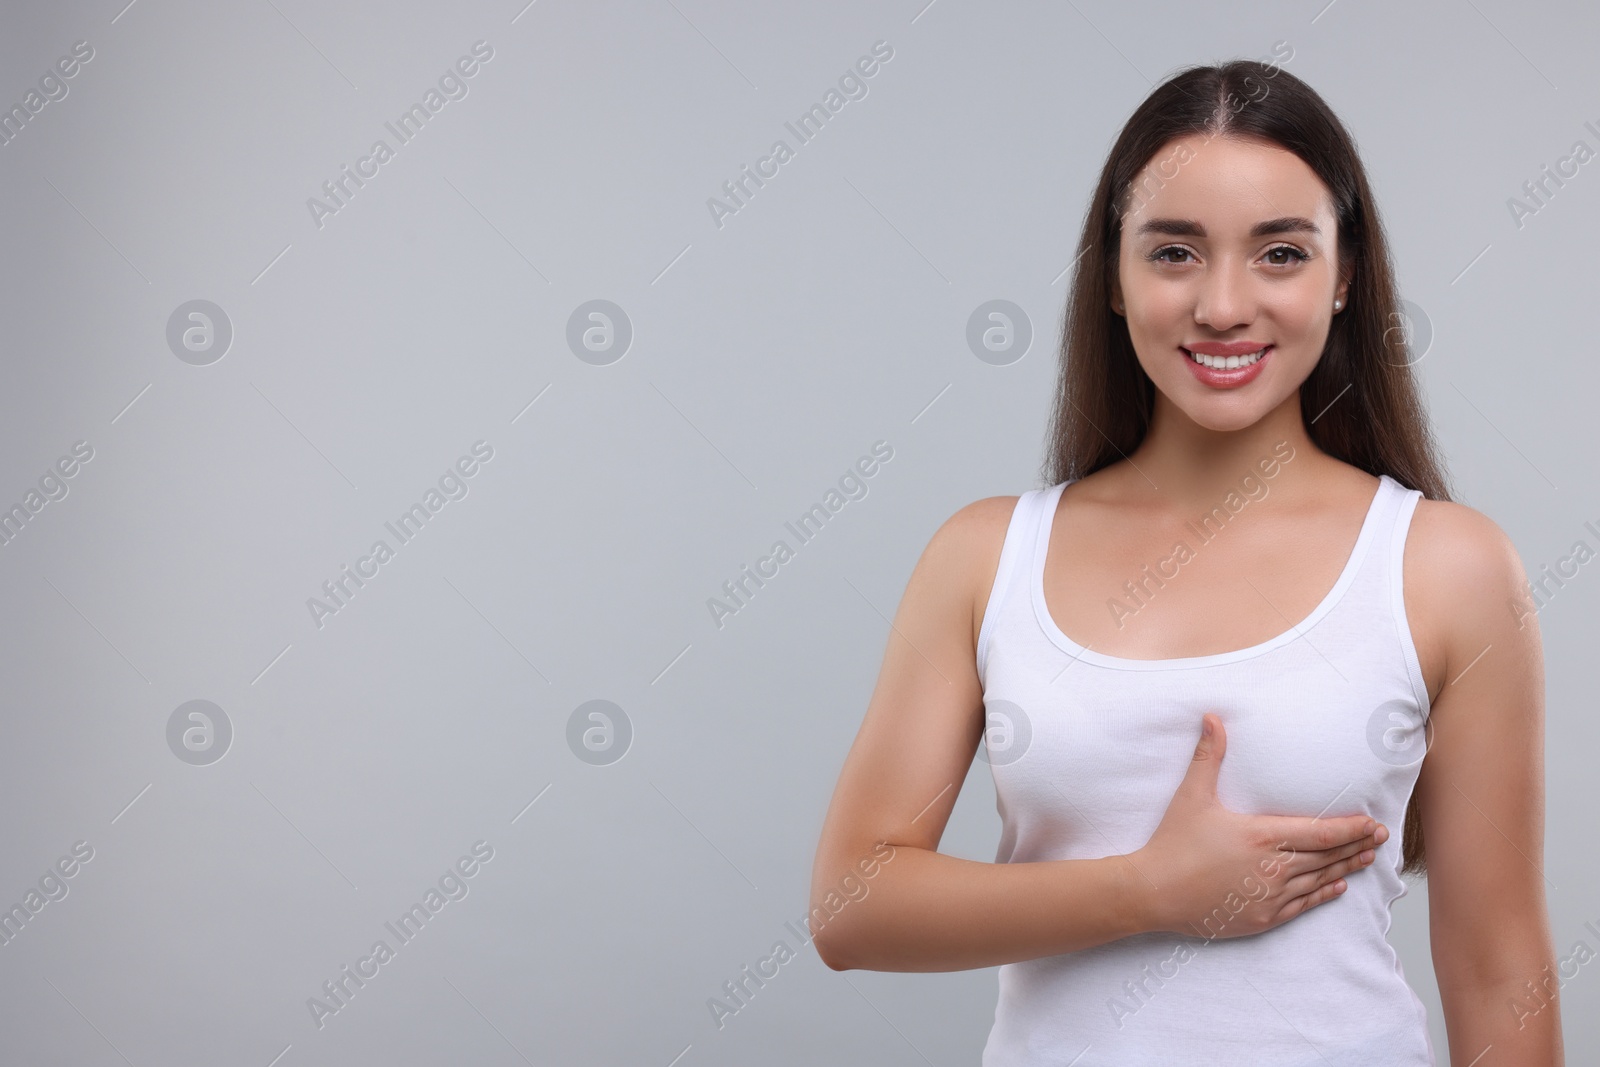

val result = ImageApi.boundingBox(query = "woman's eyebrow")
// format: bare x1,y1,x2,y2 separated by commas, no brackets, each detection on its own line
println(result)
1132,216,1323,238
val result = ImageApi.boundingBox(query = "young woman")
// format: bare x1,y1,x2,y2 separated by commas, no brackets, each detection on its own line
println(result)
808,60,1562,1065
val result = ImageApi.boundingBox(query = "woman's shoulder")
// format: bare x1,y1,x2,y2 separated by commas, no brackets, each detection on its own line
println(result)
1401,490,1534,703
934,493,1027,589
943,491,1028,535
1405,492,1523,582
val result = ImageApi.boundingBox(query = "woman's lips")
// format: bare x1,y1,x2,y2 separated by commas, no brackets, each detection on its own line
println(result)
1181,344,1272,388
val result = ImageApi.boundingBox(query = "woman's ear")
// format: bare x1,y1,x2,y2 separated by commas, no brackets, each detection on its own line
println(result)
1110,279,1125,317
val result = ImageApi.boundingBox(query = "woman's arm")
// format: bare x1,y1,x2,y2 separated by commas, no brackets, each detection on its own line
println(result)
1408,500,1564,1065
808,497,1149,972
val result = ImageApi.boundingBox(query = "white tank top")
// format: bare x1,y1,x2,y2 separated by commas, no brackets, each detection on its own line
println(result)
976,473,1435,1066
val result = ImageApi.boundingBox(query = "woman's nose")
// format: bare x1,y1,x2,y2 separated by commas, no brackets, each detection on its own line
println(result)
1192,264,1254,329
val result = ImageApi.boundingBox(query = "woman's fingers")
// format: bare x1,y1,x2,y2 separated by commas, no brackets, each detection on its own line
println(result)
1282,845,1377,904
1257,821,1388,878
1281,875,1350,920
1251,820,1386,924
1278,828,1386,876
1260,813,1380,855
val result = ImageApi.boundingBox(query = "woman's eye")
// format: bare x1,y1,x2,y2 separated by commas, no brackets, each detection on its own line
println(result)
1150,246,1191,264
1266,245,1310,266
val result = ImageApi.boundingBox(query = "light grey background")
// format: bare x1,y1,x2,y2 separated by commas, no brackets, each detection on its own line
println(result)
0,0,1593,1063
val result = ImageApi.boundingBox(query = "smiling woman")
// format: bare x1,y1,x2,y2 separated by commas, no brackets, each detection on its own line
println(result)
808,58,1562,1067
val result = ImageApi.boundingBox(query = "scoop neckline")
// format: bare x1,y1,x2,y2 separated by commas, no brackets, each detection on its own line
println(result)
1030,474,1393,671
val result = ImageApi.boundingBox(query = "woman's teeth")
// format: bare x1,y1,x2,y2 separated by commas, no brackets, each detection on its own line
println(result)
1185,346,1268,369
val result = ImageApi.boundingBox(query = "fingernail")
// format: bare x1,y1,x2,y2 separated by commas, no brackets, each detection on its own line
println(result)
1360,849,1374,863
1375,825,1389,844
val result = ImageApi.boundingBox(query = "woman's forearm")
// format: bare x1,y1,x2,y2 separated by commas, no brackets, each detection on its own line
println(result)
1440,975,1564,1066
812,844,1149,973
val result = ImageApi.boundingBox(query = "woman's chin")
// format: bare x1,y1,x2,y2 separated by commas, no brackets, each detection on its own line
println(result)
1168,394,1278,434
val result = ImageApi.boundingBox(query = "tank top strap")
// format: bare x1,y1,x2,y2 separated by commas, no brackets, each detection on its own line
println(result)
1340,473,1422,604
1365,472,1431,711
975,484,1057,682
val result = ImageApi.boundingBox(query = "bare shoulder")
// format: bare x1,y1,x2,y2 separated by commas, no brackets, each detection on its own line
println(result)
1406,495,1526,599
1403,495,1534,705
938,493,1022,547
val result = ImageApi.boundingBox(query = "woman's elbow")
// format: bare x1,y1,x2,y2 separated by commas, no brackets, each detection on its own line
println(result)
814,934,851,971
810,913,856,971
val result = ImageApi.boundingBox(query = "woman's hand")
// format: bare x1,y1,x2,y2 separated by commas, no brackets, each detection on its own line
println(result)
1126,712,1387,939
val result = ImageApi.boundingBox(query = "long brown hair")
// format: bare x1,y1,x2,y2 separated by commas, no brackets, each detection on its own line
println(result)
1042,59,1451,876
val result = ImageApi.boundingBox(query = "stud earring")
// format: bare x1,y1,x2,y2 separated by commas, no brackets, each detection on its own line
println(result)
1334,299,1342,310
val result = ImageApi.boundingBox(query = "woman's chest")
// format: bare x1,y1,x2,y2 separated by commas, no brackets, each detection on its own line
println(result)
981,643,1428,851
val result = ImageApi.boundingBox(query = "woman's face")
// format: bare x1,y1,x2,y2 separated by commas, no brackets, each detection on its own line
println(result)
1111,133,1349,433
